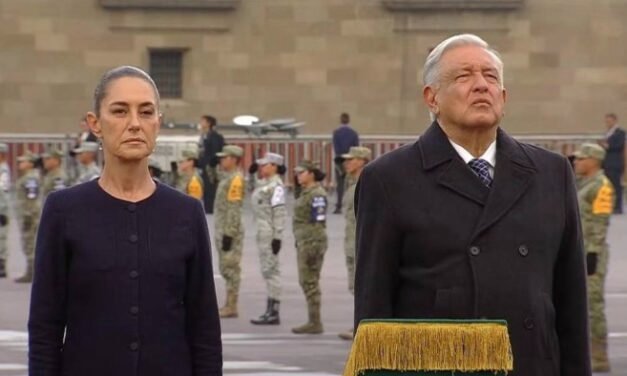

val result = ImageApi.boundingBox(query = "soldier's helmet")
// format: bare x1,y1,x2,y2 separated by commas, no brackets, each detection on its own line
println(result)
341,146,372,161
574,143,606,162
216,145,244,158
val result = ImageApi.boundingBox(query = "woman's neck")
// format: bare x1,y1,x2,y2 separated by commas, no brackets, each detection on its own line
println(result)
98,157,155,202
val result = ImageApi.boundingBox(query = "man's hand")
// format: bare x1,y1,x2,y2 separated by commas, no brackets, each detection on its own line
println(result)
587,253,598,276
271,239,281,255
222,236,233,252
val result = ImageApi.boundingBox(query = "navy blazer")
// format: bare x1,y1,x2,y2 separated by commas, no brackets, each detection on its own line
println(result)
603,127,625,172
354,122,590,376
29,181,222,376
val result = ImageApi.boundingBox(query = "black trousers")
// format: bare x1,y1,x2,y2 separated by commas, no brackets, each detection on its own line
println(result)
606,169,624,213
335,162,346,211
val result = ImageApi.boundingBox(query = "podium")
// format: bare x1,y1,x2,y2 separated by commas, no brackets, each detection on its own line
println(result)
343,319,513,376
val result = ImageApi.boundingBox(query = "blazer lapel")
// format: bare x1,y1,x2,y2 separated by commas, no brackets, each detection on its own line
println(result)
471,128,537,238
419,121,489,206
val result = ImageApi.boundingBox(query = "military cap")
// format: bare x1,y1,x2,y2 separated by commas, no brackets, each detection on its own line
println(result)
0,143,8,153
42,147,64,159
148,157,162,170
294,160,320,173
574,143,606,161
73,141,99,154
342,146,372,161
216,145,244,158
17,150,38,163
256,152,284,166
179,147,199,161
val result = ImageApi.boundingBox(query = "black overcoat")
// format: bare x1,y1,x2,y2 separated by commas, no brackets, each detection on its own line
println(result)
354,122,590,375
28,181,222,376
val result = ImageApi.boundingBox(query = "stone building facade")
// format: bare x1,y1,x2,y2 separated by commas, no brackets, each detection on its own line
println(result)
1,0,626,135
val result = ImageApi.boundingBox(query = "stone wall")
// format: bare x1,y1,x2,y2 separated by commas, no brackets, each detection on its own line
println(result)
1,0,625,135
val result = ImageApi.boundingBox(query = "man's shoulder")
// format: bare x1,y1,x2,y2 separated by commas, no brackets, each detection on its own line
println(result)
362,142,417,179
513,140,566,167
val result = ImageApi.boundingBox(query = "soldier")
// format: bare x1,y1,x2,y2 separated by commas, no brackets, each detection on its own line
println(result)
147,157,163,182
0,143,10,278
213,145,246,318
73,141,101,185
338,146,372,340
249,152,287,325
573,143,615,372
175,147,204,202
15,150,42,283
291,160,328,334
41,148,69,199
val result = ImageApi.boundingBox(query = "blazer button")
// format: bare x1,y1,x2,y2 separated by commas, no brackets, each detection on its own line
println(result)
129,306,139,315
129,341,139,351
518,245,529,257
129,270,139,279
469,246,481,256
129,234,138,243
523,317,535,330
127,204,137,212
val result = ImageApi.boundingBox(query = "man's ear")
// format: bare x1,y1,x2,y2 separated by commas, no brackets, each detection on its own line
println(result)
423,85,439,116
86,112,102,138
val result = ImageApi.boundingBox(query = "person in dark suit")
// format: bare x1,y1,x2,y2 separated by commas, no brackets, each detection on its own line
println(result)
354,34,590,375
600,112,625,214
332,113,359,214
199,115,225,214
28,66,222,376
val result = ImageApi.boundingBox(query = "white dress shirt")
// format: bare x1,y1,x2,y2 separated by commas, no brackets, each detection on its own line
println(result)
449,139,497,178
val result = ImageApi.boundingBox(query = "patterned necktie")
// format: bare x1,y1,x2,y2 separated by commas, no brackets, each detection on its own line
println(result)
468,158,493,187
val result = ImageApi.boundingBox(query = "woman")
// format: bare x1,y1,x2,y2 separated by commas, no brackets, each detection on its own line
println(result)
249,152,287,325
291,160,328,334
28,66,222,376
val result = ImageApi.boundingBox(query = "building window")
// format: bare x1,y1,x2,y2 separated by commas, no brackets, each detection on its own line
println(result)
382,0,524,11
99,0,239,10
149,49,184,99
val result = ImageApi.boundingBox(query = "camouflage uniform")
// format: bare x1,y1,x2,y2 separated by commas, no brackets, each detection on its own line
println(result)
176,169,204,202
16,154,42,283
251,174,286,300
75,162,101,185
41,149,69,199
213,145,246,318
575,144,615,372
342,175,357,295
0,151,9,277
292,171,328,334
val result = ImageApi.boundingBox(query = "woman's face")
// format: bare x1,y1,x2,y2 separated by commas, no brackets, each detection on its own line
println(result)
296,170,314,186
87,77,160,162
260,163,277,178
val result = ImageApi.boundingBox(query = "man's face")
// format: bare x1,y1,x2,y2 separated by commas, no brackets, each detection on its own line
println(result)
77,151,94,165
424,45,507,131
604,115,617,130
43,157,60,171
200,118,210,132
219,156,237,170
18,160,33,172
574,157,598,176
343,157,365,175
178,159,194,173
87,77,160,163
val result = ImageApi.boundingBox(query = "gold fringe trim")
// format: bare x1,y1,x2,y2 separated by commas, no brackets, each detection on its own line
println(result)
343,321,513,376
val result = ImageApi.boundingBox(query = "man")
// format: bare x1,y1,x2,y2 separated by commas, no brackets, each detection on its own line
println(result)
332,113,359,214
15,151,41,283
213,145,246,318
338,146,371,341
73,141,101,185
176,147,204,202
574,143,615,372
600,113,625,214
41,147,69,199
354,34,590,375
0,143,10,278
198,115,225,213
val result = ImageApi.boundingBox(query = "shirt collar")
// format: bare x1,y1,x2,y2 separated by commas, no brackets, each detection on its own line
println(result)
606,125,619,138
449,139,497,167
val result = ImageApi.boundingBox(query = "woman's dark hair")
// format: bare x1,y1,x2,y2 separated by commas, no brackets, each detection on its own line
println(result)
277,165,287,175
312,168,326,182
93,66,160,117
202,115,217,128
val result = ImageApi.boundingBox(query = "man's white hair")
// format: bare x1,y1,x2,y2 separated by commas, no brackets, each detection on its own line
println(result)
423,33,504,87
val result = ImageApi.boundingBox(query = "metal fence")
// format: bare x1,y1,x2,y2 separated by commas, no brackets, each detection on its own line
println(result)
0,132,604,189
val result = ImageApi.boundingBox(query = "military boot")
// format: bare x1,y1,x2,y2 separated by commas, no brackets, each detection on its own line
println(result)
250,298,280,325
338,328,353,340
292,301,323,334
14,260,33,283
0,259,6,278
591,338,611,372
219,292,239,318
